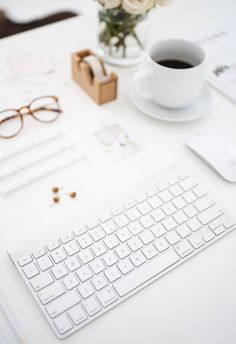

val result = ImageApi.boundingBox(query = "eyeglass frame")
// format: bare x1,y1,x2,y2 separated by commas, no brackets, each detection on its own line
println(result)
0,95,62,139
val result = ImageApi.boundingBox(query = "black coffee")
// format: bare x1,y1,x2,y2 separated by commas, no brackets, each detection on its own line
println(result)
156,59,194,69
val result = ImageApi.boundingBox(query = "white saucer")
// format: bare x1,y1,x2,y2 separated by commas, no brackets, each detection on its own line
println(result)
130,69,212,123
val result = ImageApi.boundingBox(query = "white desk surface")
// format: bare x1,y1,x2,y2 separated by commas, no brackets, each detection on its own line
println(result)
0,1,236,343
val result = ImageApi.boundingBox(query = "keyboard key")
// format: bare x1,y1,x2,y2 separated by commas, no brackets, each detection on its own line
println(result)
38,282,65,304
103,234,119,250
97,287,118,307
76,266,93,282
169,184,183,197
102,252,118,267
83,298,101,316
174,241,194,258
115,244,131,259
168,176,179,185
194,195,215,212
105,266,121,283
126,207,141,221
32,248,46,259
151,223,166,238
69,305,87,325
213,225,225,235
165,231,181,245
183,205,198,218
188,234,205,249
77,234,93,249
78,282,94,299
135,193,147,203
64,241,80,256
92,275,108,290
51,264,68,280
17,254,32,267
86,218,100,230
30,271,54,291
114,214,129,228
90,259,106,274
187,218,202,232
224,219,235,229
193,186,206,198
183,191,197,203
65,256,81,272
128,222,143,235
154,238,169,253
117,259,134,275
116,228,132,242
178,170,190,180
111,206,124,216
99,212,112,223
60,233,74,244
146,187,158,197
127,236,143,252
151,209,166,223
148,195,162,209
139,229,154,245
37,255,53,271
78,249,94,264
172,196,187,210
173,211,188,225
142,244,158,260
137,201,152,215
63,274,79,290
91,242,107,257
162,203,176,216
46,290,80,318
159,190,173,203
23,263,39,279
162,217,177,231
139,214,155,228
209,216,225,230
130,251,146,267
102,221,117,235
73,227,87,237
198,205,224,225
114,250,179,297
90,227,105,242
156,181,168,191
123,199,136,210
176,224,191,238
180,177,197,191
51,249,67,264
203,232,215,242
54,314,73,335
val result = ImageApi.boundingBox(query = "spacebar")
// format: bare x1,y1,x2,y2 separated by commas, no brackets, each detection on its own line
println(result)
114,250,179,297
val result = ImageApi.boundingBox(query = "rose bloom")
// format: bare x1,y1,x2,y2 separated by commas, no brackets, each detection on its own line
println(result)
122,0,155,14
98,0,121,8
155,0,173,6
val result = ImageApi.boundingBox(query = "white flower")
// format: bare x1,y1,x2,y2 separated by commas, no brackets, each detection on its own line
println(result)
122,0,155,15
155,0,173,6
98,0,121,9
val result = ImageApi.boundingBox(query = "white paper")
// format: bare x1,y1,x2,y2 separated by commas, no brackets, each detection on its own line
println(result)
195,21,236,103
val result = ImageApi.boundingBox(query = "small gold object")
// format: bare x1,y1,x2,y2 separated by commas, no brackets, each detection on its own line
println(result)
52,196,60,203
69,191,77,199
52,186,60,193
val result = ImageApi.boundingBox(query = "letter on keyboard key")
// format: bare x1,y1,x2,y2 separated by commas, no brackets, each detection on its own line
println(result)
83,298,101,316
69,305,87,325
17,254,32,267
38,282,65,304
30,271,54,291
54,314,73,335
46,290,80,318
97,287,118,307
114,251,179,297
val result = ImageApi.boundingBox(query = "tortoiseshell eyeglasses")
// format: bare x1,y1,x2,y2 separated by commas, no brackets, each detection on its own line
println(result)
0,95,62,139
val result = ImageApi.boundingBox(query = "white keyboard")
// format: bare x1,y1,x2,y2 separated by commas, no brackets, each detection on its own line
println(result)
8,163,235,339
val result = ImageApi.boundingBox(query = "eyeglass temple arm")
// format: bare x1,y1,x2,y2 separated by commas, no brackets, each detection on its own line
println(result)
0,114,19,125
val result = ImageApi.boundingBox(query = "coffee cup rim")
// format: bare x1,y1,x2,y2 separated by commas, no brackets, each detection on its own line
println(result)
148,38,206,71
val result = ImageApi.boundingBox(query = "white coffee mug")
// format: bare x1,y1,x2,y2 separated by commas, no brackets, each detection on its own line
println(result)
143,38,207,108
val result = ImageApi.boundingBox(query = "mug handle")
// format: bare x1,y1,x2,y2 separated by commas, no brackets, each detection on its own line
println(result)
132,68,152,100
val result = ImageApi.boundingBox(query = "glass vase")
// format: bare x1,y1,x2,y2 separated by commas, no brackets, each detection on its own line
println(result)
98,6,149,66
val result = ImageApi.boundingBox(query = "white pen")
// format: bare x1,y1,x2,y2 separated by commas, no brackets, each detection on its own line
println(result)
1,150,87,195
0,140,75,179
0,129,64,161
0,294,25,344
